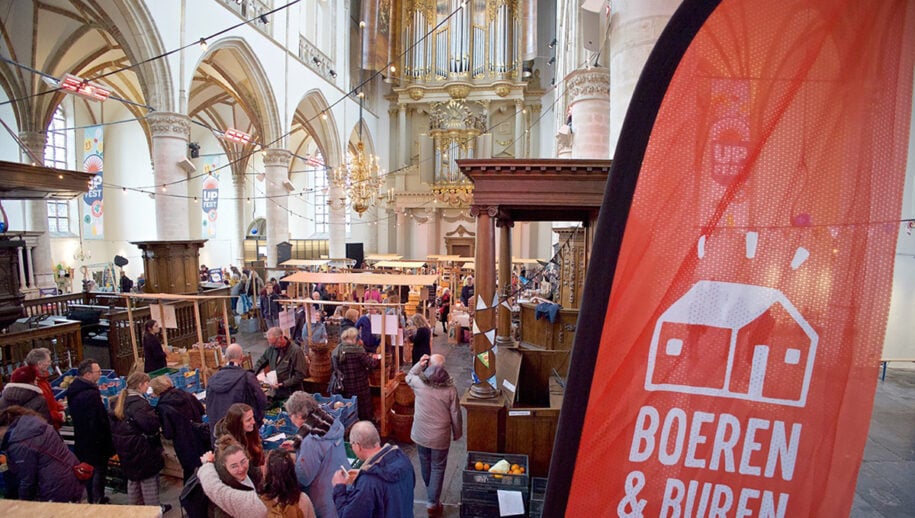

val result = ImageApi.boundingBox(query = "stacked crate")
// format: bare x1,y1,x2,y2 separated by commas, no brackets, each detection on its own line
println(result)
460,451,529,517
529,477,547,518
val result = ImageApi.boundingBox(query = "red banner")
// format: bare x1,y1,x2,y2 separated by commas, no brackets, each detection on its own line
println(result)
563,1,915,517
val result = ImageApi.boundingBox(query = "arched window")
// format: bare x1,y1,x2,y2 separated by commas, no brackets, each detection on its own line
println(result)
45,107,71,234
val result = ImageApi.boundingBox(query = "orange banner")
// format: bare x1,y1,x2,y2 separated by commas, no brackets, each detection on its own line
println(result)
560,1,915,517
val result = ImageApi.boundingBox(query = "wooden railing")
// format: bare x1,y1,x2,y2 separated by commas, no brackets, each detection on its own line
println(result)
0,321,83,381
18,287,230,375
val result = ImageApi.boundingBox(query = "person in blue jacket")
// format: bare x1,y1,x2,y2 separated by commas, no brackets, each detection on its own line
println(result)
284,391,349,518
332,421,414,518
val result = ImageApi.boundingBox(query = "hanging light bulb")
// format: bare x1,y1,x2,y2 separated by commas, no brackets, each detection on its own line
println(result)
199,38,208,51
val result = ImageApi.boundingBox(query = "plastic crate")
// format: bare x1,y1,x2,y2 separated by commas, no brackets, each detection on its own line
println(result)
530,477,547,518
461,484,529,506
463,451,530,488
170,369,201,393
313,393,358,429
52,387,67,400
148,366,179,378
459,500,525,518
98,376,126,397
50,368,79,388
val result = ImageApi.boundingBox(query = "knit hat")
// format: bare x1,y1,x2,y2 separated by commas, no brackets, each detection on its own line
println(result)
11,365,36,384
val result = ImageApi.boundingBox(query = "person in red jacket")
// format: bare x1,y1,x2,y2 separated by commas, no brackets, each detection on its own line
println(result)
24,348,64,429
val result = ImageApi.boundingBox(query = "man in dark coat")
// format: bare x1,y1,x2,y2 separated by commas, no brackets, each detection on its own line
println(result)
66,358,115,503
254,327,308,400
154,380,208,481
206,343,267,441
332,421,415,517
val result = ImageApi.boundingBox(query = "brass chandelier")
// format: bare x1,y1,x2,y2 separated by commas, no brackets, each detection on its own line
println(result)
331,139,382,216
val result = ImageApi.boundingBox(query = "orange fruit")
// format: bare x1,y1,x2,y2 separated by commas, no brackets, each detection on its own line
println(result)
483,463,490,471
474,461,483,471
511,464,519,472
519,467,525,473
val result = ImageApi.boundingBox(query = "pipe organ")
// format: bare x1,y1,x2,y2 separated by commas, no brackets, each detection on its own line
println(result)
403,0,523,81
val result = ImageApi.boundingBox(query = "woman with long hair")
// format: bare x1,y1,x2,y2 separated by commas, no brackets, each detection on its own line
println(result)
260,449,316,517
438,288,451,334
198,438,315,518
109,372,169,513
142,319,167,373
410,313,432,365
214,402,265,486
150,375,209,481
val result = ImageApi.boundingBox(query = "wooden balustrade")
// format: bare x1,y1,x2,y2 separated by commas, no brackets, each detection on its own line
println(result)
17,287,230,375
0,321,83,380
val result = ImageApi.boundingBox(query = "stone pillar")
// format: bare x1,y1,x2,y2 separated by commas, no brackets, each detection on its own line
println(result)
328,173,346,259
264,149,292,268
19,131,53,289
395,210,407,254
147,112,192,240
398,105,408,168
609,0,679,156
365,205,379,254
566,68,611,159
427,208,441,257
233,173,247,265
469,205,499,399
514,100,525,158
495,216,514,348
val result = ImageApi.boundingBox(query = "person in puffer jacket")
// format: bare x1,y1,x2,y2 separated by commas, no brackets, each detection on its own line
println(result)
332,421,414,518
0,406,85,502
0,366,51,421
109,372,168,513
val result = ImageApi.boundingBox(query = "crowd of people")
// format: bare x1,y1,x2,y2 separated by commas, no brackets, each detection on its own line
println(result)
0,317,463,517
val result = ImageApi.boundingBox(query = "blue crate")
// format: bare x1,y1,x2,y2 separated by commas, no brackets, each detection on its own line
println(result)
101,369,115,378
51,368,79,388
312,393,358,428
52,387,67,400
98,376,126,397
170,369,200,393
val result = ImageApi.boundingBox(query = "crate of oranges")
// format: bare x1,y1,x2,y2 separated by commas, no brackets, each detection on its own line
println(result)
463,451,530,488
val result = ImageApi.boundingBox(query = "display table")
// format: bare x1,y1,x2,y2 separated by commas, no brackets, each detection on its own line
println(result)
449,309,471,344
3,501,160,517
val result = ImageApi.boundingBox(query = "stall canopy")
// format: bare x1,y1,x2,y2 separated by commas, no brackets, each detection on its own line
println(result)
427,254,462,262
365,253,403,262
373,260,428,269
280,259,330,268
282,271,438,286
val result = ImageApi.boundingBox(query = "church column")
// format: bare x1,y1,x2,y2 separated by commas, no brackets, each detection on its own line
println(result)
19,131,53,290
398,105,408,167
147,112,192,240
495,215,514,348
514,100,525,158
567,68,611,159
395,210,407,254
609,0,679,155
233,173,247,265
469,204,499,399
328,165,346,259
427,208,441,257
264,149,292,268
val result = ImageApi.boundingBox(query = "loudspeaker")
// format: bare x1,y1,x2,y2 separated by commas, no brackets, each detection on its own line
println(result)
346,243,364,268
580,0,607,52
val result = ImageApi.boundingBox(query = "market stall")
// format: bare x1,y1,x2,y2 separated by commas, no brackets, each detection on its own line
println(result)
280,271,438,437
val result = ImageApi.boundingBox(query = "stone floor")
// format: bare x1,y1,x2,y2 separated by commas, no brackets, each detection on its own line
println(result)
107,327,915,517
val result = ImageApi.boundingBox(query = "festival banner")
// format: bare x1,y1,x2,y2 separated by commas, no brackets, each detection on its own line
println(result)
201,158,220,237
547,1,915,517
82,126,104,239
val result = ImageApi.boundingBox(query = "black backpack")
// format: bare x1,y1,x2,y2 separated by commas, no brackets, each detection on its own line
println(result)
179,471,211,518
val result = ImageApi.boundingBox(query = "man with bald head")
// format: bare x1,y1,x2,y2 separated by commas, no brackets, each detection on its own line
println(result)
205,343,267,441
332,421,414,517
406,353,462,516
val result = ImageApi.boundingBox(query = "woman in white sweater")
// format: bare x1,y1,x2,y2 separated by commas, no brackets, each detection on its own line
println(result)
199,436,315,518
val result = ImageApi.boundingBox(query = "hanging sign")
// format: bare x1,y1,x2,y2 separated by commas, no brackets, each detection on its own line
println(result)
82,126,104,239
547,1,915,517
201,159,220,237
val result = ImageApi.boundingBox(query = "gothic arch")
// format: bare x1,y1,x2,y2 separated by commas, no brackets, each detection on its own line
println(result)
291,89,343,170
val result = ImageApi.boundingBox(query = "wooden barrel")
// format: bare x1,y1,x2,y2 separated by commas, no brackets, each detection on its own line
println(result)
308,348,332,383
394,382,415,407
389,409,414,443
